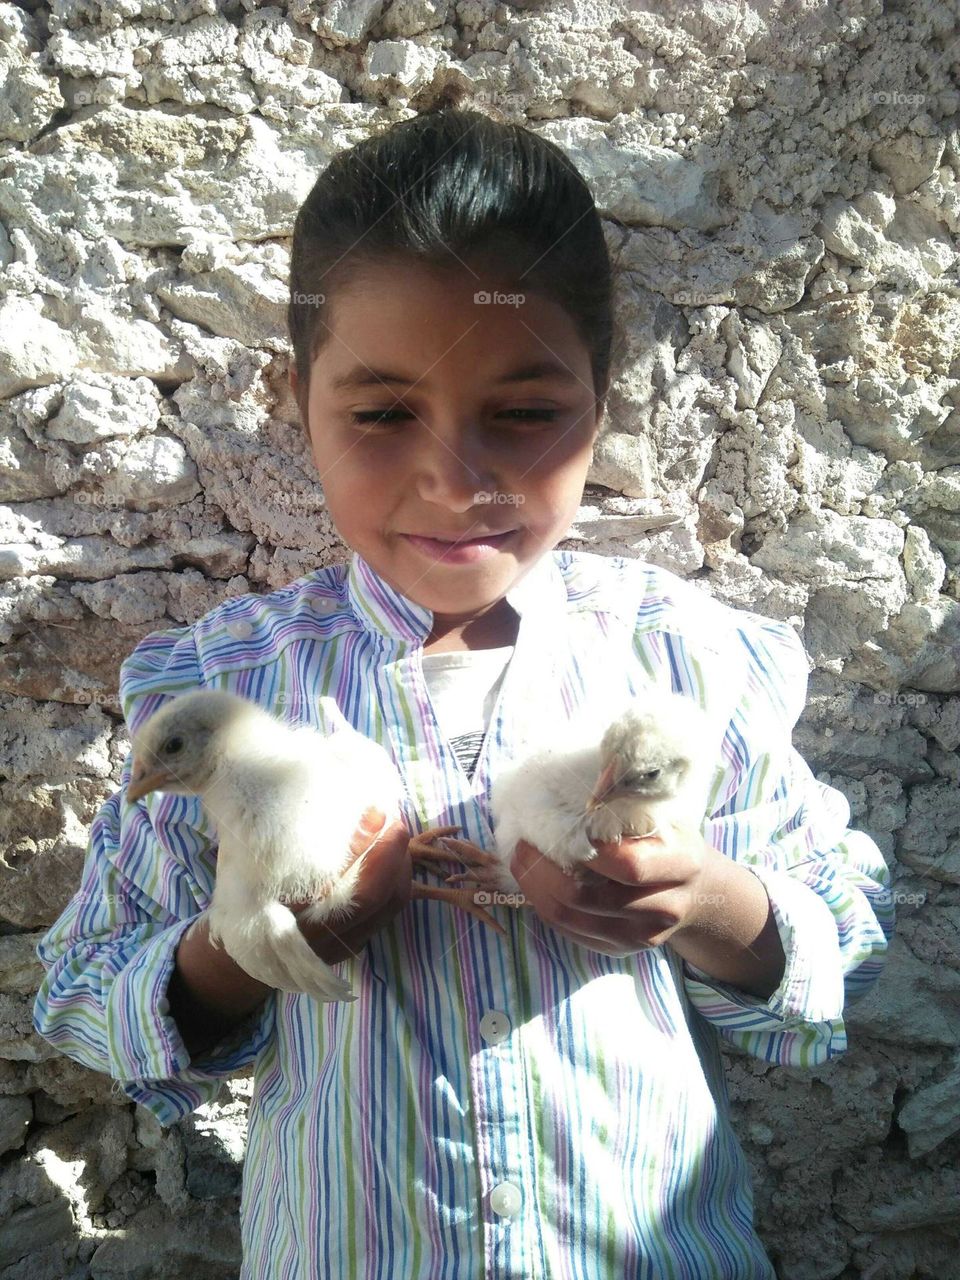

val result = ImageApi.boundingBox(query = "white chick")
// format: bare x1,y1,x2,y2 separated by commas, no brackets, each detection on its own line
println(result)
127,689,501,1001
413,686,716,918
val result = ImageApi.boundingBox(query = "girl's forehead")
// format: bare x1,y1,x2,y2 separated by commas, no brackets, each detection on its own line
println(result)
332,256,527,307
320,271,578,356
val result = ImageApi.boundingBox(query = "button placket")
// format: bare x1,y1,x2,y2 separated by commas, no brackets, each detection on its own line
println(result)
489,1180,522,1218
460,598,559,1279
479,1010,511,1045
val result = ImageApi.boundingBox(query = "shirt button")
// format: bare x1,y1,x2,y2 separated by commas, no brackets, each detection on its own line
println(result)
489,1181,522,1218
312,597,336,614
228,619,253,640
479,1010,511,1045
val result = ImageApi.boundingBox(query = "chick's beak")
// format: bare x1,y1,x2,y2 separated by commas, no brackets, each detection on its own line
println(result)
586,760,618,812
127,756,175,803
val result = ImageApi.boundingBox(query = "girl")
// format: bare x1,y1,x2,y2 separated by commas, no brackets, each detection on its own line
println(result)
35,98,893,1279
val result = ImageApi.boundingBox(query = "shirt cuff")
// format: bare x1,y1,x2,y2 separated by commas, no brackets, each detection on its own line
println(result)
682,863,845,1028
105,914,275,1083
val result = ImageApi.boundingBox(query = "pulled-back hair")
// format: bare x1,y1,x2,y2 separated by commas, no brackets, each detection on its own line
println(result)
287,90,614,418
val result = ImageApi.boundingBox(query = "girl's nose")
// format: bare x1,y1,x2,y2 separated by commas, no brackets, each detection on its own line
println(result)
413,428,500,512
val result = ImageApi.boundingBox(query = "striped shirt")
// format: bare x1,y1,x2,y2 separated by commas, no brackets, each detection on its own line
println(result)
421,645,515,781
33,548,894,1279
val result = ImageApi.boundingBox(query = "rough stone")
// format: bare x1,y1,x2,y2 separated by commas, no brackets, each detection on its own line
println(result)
87,1200,242,1279
0,1201,75,1271
846,937,960,1049
537,118,727,231
897,1056,960,1158
903,524,947,602
0,1097,32,1157
3,5,958,1278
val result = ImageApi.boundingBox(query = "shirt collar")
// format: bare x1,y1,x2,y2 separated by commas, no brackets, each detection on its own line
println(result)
345,548,567,643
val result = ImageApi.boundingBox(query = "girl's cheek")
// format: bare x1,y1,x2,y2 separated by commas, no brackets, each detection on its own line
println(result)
523,425,593,468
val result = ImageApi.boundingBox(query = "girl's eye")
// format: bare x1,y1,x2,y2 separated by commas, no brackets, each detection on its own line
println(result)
498,409,560,423
350,409,410,425
349,408,560,427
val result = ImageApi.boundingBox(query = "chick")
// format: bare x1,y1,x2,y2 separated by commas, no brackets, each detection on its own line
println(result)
414,687,716,913
127,689,502,1000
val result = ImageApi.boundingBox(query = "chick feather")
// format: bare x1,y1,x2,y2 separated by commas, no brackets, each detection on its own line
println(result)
127,689,408,1001
420,686,717,904
126,682,717,978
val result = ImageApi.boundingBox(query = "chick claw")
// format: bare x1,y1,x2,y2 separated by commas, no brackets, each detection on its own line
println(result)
409,826,501,881
407,825,470,866
408,825,508,936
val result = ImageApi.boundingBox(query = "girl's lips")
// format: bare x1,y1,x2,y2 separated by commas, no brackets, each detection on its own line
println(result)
402,530,517,563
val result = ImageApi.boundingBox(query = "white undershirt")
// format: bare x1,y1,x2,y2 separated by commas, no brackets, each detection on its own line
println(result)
420,646,515,780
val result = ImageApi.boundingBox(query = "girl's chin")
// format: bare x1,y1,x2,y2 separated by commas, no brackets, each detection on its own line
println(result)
388,554,521,609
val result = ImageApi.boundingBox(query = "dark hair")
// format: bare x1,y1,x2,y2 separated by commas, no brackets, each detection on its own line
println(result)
287,90,614,420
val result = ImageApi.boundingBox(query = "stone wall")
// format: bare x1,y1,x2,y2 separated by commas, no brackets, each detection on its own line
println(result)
1,1,958,1277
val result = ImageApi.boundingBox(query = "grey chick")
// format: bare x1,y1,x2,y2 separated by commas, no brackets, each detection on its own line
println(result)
127,690,501,1000
413,686,716,911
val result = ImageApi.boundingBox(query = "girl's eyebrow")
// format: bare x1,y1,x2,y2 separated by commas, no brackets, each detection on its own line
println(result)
330,359,581,392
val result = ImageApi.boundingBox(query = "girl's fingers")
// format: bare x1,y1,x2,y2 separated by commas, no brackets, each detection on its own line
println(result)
569,878,681,918
548,910,665,955
352,817,411,903
350,806,388,854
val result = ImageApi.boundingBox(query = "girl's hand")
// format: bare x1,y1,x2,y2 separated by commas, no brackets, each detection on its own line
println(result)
288,807,413,965
509,823,720,958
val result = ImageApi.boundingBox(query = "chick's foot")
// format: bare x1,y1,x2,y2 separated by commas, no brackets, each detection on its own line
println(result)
409,826,501,876
412,829,506,889
410,881,507,936
409,826,513,934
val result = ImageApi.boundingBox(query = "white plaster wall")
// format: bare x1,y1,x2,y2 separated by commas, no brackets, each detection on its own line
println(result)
0,1,958,1277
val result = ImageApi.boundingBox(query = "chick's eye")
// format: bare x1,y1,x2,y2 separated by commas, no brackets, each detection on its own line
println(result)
623,767,661,784
163,734,184,755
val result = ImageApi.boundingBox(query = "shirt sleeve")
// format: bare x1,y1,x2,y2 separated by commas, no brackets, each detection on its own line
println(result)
32,624,277,1129
666,613,894,1068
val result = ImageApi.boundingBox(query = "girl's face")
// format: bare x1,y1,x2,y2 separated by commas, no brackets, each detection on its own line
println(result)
290,257,603,641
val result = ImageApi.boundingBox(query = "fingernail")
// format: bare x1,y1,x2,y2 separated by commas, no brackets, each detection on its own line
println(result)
359,807,386,836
